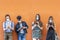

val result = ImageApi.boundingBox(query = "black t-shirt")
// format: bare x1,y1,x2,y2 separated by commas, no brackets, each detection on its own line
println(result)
48,23,54,31
49,27,54,31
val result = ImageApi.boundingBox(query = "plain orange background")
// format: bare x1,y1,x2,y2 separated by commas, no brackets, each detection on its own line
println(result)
0,0,60,40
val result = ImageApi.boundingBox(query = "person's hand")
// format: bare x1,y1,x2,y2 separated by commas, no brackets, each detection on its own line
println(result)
40,27,43,30
48,25,51,28
22,27,27,29
36,22,39,25
35,24,37,26
51,25,54,27
18,28,22,31
7,26,11,29
37,25,43,30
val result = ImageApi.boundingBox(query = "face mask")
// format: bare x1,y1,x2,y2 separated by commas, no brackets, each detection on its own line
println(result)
6,16,10,21
49,20,52,23
6,19,10,21
18,20,21,23
36,15,39,21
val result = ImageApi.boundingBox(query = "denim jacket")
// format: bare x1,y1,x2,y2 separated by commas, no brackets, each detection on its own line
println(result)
3,21,14,32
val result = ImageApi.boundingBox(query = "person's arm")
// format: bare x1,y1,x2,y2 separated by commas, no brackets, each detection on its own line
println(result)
54,23,56,30
15,24,20,33
15,23,23,33
17,28,21,31
3,22,7,31
23,22,28,29
46,24,49,30
51,23,56,30
11,22,14,31
32,22,36,30
32,24,36,30
38,22,43,30
37,25,43,30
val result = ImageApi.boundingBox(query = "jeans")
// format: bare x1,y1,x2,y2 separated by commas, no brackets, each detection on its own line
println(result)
18,33,26,40
46,30,55,40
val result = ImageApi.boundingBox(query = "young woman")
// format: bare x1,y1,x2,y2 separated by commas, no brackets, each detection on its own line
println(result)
46,16,56,40
32,14,43,40
3,14,14,40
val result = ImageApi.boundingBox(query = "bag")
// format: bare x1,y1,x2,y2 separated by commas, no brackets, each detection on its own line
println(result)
55,33,59,40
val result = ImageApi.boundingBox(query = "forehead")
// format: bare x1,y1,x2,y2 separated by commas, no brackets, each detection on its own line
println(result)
36,15,39,17
50,18,53,19
6,16,10,18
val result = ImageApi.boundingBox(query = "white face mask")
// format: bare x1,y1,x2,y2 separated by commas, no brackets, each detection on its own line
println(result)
36,15,39,21
6,19,10,21
18,20,21,23
6,16,10,21
49,20,52,22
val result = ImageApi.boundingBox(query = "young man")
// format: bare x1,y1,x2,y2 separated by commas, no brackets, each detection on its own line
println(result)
15,16,28,40
3,14,14,40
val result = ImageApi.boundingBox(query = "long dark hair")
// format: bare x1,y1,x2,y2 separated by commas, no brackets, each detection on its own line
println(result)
35,14,40,21
34,14,43,27
48,16,55,26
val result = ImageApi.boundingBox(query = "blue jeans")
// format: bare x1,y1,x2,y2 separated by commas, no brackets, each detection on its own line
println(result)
18,33,26,40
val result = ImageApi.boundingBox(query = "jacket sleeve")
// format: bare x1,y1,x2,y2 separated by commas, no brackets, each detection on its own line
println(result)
15,24,20,34
23,21,28,29
22,21,28,33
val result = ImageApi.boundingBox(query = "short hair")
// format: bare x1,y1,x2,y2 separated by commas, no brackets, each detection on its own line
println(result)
17,16,22,20
49,16,53,20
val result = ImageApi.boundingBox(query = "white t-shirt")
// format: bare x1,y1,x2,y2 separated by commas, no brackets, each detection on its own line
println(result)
20,23,24,33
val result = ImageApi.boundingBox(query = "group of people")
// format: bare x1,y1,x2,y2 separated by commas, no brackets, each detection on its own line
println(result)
3,14,58,40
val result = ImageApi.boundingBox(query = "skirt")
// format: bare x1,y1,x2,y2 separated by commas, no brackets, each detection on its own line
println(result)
32,30,42,39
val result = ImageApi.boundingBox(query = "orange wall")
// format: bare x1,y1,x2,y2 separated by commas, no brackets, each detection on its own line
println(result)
0,0,60,40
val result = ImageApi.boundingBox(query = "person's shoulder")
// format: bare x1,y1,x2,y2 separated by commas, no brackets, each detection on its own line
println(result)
3,21,6,23
32,21,34,24
11,21,14,23
22,21,26,23
10,21,14,24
